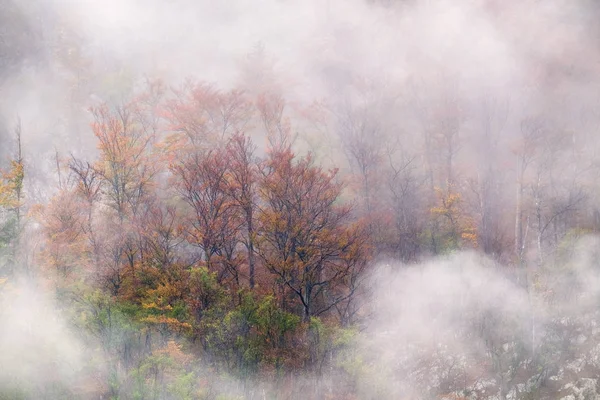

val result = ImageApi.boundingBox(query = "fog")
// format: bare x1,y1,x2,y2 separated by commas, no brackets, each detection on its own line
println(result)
0,276,84,397
5,246,600,398
360,248,600,398
6,0,600,157
2,0,600,398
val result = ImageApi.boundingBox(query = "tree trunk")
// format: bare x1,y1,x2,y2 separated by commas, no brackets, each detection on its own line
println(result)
247,208,256,288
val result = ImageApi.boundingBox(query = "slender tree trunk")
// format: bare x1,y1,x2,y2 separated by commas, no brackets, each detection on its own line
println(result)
247,208,256,288
515,155,527,272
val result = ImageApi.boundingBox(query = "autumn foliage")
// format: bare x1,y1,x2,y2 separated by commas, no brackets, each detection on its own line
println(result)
30,82,373,399
27,71,565,398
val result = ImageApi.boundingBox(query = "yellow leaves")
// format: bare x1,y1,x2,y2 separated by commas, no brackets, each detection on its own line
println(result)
142,301,158,310
461,232,478,247
142,315,179,325
0,159,24,208
7,160,24,187
141,315,192,333
430,186,478,249
430,187,461,217
142,301,173,311
0,186,11,207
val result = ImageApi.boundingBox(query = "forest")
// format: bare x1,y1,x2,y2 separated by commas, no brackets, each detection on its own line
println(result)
2,0,600,399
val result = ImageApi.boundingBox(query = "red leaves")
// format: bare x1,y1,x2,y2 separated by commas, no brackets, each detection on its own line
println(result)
257,148,369,320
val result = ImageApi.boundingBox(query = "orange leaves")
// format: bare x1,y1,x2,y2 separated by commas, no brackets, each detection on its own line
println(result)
35,190,91,278
90,102,157,219
168,133,370,319
91,103,152,162
257,148,369,320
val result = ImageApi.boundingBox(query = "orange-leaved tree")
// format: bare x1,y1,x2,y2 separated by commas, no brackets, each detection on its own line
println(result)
91,102,157,220
257,148,369,322
79,101,159,295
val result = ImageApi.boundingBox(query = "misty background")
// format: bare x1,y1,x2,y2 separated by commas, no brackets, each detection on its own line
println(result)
3,0,600,399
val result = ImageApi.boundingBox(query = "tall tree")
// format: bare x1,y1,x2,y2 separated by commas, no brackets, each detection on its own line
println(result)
257,148,369,321
226,133,259,288
91,103,156,220
171,147,242,285
86,102,157,294
165,82,252,148
0,121,24,274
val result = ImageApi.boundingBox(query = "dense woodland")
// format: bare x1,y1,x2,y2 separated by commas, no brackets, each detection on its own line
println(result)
3,0,600,399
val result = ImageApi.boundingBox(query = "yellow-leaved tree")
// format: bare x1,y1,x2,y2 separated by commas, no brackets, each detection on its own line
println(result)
0,124,24,274
430,187,477,252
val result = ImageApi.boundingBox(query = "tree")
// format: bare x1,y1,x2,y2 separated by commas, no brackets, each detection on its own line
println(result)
59,101,160,295
0,122,24,274
171,147,242,286
430,187,477,252
257,148,369,322
384,147,425,262
411,75,465,255
36,189,88,279
335,99,385,215
68,156,102,267
165,81,252,148
468,94,510,259
226,133,259,288
256,92,296,153
91,103,156,221
512,116,544,268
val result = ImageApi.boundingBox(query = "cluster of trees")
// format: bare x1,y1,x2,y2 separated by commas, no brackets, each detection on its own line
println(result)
2,68,600,398
18,81,368,398
1,70,599,399
3,2,600,396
